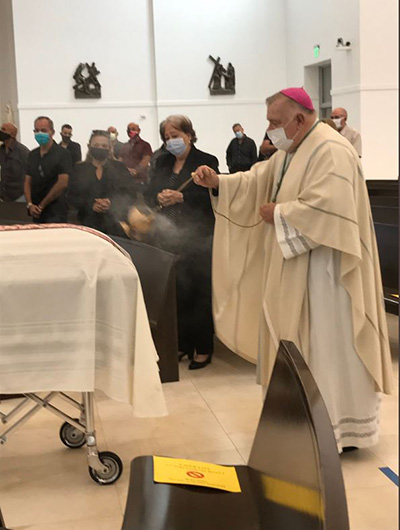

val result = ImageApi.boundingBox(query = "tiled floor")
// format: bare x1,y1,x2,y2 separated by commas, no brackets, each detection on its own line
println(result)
0,314,398,530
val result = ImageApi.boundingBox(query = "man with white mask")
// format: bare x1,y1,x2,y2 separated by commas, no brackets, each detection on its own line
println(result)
193,87,392,453
331,107,362,157
107,125,124,159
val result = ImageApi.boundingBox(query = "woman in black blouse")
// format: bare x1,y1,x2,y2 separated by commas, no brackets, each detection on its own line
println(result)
68,130,136,236
145,115,219,370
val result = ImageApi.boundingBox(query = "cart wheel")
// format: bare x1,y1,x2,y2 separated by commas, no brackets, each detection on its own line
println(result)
88,451,123,485
59,420,86,449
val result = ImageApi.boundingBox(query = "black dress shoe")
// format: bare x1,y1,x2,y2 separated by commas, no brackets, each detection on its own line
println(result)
342,445,358,453
178,351,194,362
188,355,212,370
342,446,358,453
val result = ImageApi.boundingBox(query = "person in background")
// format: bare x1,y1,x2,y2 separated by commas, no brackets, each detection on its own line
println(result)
68,130,136,237
331,107,362,157
258,130,277,161
119,122,153,192
145,115,219,370
321,117,338,131
226,123,257,173
59,124,82,164
25,116,71,223
0,122,29,201
107,125,124,159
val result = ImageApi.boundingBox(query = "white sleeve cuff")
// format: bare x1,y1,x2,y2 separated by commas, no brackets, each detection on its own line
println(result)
274,204,318,259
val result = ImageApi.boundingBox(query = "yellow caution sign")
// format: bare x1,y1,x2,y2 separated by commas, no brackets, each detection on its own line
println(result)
153,455,241,493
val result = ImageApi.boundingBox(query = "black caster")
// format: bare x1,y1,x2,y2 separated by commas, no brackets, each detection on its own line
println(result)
59,420,86,449
88,451,123,485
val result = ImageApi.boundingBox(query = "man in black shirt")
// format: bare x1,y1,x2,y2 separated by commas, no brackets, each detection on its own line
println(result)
59,123,82,164
226,123,257,173
0,122,30,201
25,116,72,223
258,130,277,161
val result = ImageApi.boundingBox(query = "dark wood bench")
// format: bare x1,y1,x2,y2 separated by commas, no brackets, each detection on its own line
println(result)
374,223,399,315
121,341,349,530
111,237,179,383
367,179,398,197
369,195,398,207
0,202,30,222
371,206,398,225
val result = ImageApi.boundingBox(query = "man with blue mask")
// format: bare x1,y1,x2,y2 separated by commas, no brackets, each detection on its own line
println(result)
24,116,72,223
194,87,392,453
226,123,257,173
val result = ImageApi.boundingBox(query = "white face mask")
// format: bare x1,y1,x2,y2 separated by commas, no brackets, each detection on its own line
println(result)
268,118,298,152
332,118,343,130
109,132,117,142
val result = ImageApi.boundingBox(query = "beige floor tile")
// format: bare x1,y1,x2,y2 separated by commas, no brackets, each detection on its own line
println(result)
12,514,123,530
378,399,399,436
346,485,398,530
369,434,398,464
100,405,233,452
383,456,399,475
0,451,121,527
341,449,396,490
211,406,262,435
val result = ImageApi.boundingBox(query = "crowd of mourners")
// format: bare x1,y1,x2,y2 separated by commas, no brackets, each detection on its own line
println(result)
0,107,362,371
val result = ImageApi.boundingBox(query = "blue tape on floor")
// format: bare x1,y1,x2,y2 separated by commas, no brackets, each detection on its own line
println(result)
379,467,399,487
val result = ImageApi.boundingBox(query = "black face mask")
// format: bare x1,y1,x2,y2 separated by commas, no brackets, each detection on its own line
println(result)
0,130,11,142
61,134,71,143
90,147,108,161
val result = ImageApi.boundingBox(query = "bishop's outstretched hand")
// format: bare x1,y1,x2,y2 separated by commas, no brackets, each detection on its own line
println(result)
192,166,219,190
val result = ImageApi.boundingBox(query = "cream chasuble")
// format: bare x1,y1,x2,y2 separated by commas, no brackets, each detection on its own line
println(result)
211,122,392,418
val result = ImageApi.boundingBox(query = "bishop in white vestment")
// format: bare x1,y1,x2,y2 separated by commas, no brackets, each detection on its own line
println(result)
193,87,393,452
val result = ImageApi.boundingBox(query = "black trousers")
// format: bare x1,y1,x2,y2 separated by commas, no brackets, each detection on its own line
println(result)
176,240,214,356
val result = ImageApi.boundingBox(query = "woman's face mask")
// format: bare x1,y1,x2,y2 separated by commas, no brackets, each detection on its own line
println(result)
166,137,187,156
90,147,108,161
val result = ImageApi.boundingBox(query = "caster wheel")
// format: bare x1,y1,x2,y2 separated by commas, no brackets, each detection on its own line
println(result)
59,420,86,449
89,451,123,485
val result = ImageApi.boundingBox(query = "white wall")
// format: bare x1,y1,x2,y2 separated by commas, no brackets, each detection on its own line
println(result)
0,0,19,129
285,0,398,180
12,0,287,170
12,0,158,151
285,0,361,126
359,0,398,180
153,0,287,170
